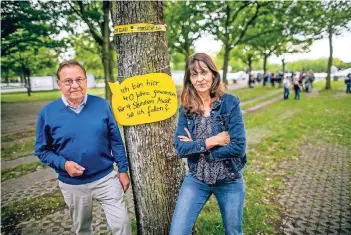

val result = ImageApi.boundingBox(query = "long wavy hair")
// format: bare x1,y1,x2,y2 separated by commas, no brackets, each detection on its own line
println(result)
181,53,226,115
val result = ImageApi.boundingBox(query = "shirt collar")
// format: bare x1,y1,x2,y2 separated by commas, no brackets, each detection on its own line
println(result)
61,94,88,108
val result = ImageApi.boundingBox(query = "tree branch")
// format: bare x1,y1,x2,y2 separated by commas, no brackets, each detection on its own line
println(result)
69,1,104,46
231,2,261,47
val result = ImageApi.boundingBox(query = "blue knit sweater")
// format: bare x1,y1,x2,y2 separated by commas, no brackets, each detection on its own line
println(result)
35,95,128,185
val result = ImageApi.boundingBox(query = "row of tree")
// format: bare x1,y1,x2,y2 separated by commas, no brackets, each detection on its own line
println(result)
165,1,351,89
2,1,351,93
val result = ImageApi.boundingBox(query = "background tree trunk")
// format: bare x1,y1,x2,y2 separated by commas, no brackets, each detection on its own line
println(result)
325,30,333,90
263,53,268,74
282,58,286,75
111,2,186,234
222,42,231,84
102,1,113,102
248,55,252,73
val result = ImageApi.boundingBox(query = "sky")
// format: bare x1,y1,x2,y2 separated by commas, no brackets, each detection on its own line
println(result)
194,30,351,64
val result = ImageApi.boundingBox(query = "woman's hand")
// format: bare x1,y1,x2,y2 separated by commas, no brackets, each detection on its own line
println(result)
216,131,230,146
178,128,193,142
205,131,230,149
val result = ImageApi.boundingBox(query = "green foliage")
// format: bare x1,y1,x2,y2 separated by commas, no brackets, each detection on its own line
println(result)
72,34,112,82
170,52,187,71
284,58,346,73
1,1,64,57
165,1,205,60
1,1,64,83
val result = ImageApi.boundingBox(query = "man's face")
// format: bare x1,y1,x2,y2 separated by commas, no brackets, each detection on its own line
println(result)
57,65,87,101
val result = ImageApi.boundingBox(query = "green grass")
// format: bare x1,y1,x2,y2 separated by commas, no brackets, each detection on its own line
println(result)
194,80,350,234
230,85,282,102
1,137,35,161
1,162,45,182
1,130,35,143
1,87,105,103
241,92,282,110
1,191,66,234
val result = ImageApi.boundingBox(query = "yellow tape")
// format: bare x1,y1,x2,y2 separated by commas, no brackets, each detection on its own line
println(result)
114,23,166,34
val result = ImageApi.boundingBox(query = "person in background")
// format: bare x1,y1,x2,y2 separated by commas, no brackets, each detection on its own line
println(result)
283,76,291,100
345,73,351,94
35,60,132,235
293,75,301,100
276,72,283,88
170,53,247,235
248,73,255,88
271,73,276,87
304,72,311,93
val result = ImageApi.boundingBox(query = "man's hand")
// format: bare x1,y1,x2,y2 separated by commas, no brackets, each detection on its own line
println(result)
119,172,130,193
64,161,85,177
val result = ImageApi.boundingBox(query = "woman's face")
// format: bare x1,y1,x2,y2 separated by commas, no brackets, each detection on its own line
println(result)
189,61,214,95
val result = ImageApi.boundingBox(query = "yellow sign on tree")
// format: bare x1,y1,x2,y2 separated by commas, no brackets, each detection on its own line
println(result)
109,73,178,126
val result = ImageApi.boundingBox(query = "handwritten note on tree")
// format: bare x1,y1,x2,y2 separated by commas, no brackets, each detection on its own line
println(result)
108,73,178,126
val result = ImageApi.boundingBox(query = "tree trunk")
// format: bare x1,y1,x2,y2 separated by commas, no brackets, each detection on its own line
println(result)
248,55,252,73
222,41,231,85
26,69,31,96
282,58,286,75
325,30,333,90
103,1,113,102
111,2,186,235
263,53,268,74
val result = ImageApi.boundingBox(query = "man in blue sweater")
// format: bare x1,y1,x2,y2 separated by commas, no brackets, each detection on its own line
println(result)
35,60,132,235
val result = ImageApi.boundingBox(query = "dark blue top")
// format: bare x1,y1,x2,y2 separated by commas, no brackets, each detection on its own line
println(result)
35,95,128,185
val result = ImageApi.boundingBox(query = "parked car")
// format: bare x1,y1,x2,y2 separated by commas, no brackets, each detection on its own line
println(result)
224,71,249,84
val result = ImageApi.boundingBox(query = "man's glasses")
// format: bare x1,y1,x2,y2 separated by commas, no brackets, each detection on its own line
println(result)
58,78,86,86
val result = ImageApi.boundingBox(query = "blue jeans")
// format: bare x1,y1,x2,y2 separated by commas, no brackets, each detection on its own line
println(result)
346,84,351,93
170,175,245,235
294,89,300,99
284,88,290,99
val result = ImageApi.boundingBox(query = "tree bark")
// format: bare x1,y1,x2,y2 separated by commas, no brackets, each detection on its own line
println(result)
282,58,286,75
102,1,113,102
111,2,186,234
222,42,231,85
263,53,268,74
325,30,333,90
248,55,252,73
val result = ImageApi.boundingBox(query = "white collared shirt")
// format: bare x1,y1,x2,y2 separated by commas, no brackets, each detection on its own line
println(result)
61,94,88,114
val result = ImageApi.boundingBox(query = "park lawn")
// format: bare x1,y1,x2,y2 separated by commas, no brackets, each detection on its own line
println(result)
1,130,36,143
1,138,35,161
1,87,105,103
230,85,282,102
195,80,350,234
241,92,282,110
1,162,46,182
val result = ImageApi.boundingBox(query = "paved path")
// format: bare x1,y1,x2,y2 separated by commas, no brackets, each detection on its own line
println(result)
1,102,47,137
277,143,351,235
242,96,282,115
240,89,281,106
1,155,39,170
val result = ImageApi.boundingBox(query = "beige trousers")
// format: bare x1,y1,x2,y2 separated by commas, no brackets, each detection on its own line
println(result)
59,171,132,235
